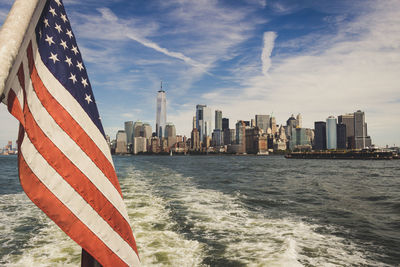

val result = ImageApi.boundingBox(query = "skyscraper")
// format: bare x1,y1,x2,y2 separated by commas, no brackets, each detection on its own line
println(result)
229,129,236,144
133,120,143,138
192,116,196,130
326,116,337,150
191,128,200,151
222,118,229,131
337,123,347,149
165,122,176,147
314,121,326,150
255,115,270,134
223,128,231,145
286,114,297,138
212,129,223,147
236,120,246,153
165,123,176,137
156,83,166,139
296,113,302,128
142,123,152,139
196,104,212,141
289,128,310,150
115,130,127,154
215,110,222,130
354,110,370,149
124,121,134,145
338,113,354,149
270,117,277,135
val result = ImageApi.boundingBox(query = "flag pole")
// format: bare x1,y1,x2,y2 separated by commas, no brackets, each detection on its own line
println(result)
81,249,102,267
0,0,41,99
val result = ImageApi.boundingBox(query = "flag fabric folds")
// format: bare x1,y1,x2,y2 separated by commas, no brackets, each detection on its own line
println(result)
1,0,140,266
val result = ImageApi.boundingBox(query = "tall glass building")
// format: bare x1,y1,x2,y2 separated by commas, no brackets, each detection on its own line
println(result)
156,87,166,139
326,116,337,149
215,110,222,130
196,104,212,141
289,128,310,150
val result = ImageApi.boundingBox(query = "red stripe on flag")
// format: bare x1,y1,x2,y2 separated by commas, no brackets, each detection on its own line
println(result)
7,62,26,126
7,90,24,127
26,42,123,197
17,63,25,92
18,150,128,267
19,84,138,255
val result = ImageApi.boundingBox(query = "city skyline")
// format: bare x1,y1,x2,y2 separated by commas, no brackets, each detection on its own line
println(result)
1,0,400,147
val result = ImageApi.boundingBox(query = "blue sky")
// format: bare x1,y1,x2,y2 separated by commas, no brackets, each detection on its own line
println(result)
1,0,400,147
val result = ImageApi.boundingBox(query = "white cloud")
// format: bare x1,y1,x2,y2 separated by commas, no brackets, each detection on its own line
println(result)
74,7,208,71
244,0,267,8
97,7,118,22
124,31,209,71
261,31,277,75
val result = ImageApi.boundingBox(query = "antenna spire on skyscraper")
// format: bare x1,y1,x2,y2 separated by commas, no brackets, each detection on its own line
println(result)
159,80,165,92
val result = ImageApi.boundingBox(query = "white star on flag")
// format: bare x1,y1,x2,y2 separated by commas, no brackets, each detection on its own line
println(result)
49,6,57,16
65,56,72,66
76,61,84,71
85,94,92,104
81,77,88,88
69,73,77,84
60,13,68,23
43,18,49,27
54,0,62,6
71,45,79,55
60,40,68,50
49,52,59,63
55,23,62,33
66,29,73,39
45,34,55,46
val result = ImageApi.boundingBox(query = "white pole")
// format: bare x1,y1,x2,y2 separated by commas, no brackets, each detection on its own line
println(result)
0,0,41,97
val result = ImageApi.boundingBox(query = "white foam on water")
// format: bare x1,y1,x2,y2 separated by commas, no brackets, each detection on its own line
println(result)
0,193,35,253
120,166,206,266
133,163,382,267
0,193,80,266
3,222,80,267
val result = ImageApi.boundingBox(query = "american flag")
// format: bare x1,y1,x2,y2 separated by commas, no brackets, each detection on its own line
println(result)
2,0,140,266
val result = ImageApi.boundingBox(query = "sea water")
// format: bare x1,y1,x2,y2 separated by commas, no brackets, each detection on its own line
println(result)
0,155,399,266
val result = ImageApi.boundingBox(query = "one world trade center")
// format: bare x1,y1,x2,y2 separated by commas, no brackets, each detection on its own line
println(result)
156,82,167,139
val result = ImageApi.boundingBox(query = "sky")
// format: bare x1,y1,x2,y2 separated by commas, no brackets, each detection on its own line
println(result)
0,0,399,147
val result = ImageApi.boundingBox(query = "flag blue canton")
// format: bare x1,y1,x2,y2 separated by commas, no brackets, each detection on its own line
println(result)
35,0,105,136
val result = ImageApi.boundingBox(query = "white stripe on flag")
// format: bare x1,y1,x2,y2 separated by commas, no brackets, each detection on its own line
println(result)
20,133,141,266
9,77,24,110
31,38,114,167
20,55,130,222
